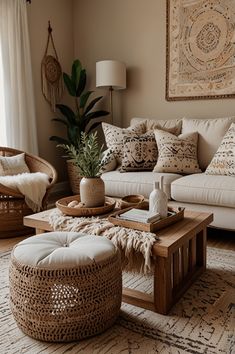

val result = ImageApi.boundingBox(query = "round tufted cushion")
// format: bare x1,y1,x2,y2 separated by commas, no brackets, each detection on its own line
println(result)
13,231,116,268
9,231,122,342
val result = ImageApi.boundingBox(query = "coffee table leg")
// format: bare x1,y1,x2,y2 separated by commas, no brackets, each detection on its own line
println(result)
154,255,172,315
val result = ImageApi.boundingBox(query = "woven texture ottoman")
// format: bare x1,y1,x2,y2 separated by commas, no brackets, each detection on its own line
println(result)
9,231,122,342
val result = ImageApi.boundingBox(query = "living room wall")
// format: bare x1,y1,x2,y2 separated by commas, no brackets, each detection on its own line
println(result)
73,0,235,127
27,0,74,182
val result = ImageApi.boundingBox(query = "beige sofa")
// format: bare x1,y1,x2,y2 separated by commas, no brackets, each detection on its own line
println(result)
102,116,235,231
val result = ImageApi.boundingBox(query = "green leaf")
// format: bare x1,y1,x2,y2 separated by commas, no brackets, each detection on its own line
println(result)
56,104,77,125
67,126,80,148
71,59,82,90
86,121,102,134
80,91,93,109
76,69,86,96
84,96,103,115
63,73,76,96
84,110,109,122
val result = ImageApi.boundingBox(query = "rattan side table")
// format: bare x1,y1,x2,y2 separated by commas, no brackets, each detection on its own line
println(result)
9,231,122,342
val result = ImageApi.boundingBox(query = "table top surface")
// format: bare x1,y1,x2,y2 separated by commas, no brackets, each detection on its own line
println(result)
24,207,213,255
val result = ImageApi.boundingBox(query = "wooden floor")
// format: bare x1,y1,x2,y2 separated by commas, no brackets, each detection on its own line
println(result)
0,227,234,253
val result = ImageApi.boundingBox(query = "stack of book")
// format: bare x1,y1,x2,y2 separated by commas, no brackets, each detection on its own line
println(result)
118,208,161,224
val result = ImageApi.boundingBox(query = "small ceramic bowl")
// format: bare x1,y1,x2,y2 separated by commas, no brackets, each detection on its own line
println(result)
120,194,145,209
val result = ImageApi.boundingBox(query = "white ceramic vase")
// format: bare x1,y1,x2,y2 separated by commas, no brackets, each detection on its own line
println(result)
149,176,168,218
80,177,105,208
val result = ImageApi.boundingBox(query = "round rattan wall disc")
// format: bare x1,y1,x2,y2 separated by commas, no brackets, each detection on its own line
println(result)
43,55,62,84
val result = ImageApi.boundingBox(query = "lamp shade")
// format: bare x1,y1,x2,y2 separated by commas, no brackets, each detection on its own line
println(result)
96,60,126,90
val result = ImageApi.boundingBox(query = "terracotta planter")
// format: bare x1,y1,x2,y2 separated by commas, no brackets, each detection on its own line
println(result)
80,177,105,207
67,160,81,195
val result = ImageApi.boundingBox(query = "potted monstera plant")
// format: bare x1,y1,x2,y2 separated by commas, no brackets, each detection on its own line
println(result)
50,59,109,194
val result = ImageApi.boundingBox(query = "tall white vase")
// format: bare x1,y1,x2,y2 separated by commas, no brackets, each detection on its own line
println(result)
149,176,168,218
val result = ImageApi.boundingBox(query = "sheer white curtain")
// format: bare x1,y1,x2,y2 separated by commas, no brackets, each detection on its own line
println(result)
0,0,38,154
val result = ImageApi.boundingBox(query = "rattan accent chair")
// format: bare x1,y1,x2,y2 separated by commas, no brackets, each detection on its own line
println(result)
0,147,57,238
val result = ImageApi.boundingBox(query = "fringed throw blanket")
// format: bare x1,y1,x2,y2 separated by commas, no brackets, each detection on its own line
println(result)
0,172,49,212
49,209,159,274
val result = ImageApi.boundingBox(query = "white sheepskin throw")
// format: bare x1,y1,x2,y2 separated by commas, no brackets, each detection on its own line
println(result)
49,209,158,274
0,172,49,212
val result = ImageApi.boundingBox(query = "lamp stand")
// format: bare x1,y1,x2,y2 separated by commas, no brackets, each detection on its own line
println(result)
109,86,114,124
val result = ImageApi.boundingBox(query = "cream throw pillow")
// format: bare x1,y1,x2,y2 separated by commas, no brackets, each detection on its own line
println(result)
205,123,235,176
153,130,201,174
146,120,182,136
0,153,30,176
182,116,235,170
102,122,146,164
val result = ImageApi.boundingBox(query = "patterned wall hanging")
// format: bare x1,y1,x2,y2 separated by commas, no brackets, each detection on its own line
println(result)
166,0,235,101
41,21,63,111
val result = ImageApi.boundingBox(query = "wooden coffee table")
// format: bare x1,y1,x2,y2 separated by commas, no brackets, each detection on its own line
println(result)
24,209,213,315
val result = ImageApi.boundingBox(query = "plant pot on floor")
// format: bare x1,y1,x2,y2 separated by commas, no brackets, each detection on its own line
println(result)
80,177,105,208
67,160,81,195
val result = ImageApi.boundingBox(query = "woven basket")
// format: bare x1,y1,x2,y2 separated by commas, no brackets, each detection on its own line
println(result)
9,250,122,342
67,160,81,195
0,196,33,238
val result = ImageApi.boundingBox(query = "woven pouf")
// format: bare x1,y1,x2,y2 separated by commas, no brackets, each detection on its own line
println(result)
9,231,122,342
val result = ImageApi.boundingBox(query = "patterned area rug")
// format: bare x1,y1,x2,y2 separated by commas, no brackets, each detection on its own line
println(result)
0,247,234,354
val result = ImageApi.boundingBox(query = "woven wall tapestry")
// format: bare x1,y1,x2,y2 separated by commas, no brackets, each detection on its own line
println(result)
166,0,235,101
41,22,63,111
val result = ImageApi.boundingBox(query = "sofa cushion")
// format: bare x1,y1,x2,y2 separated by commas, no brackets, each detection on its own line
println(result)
171,173,235,208
121,132,158,171
131,117,182,135
205,123,235,176
100,148,117,173
102,121,146,165
102,170,183,199
153,130,201,174
182,116,235,170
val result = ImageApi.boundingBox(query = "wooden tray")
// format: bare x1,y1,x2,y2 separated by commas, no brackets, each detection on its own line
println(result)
56,195,116,217
108,206,185,232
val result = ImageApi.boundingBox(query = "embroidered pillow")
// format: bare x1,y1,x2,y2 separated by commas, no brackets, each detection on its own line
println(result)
205,123,235,176
100,148,117,173
0,153,30,176
121,132,158,171
153,130,201,174
102,122,146,164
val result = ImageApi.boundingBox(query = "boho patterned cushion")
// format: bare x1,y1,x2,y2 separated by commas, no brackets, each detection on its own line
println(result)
153,130,201,174
205,123,235,176
102,122,146,164
121,133,158,171
0,153,30,176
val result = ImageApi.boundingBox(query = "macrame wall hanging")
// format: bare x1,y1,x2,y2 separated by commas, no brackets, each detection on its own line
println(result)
41,21,63,112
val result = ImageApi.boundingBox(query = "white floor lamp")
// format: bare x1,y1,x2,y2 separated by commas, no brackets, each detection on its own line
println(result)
96,60,126,124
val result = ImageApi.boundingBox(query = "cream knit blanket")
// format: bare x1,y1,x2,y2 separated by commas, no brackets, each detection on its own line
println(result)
0,172,49,212
49,209,159,274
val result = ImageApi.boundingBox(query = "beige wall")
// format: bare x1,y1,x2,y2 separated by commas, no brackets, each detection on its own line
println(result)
73,0,235,128
27,0,74,181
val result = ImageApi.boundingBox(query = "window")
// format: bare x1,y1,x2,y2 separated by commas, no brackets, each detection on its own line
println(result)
0,39,7,146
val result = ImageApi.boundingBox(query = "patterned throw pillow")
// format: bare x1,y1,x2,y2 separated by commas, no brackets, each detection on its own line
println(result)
0,153,30,176
121,132,158,171
205,123,235,176
153,130,201,174
102,122,146,164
